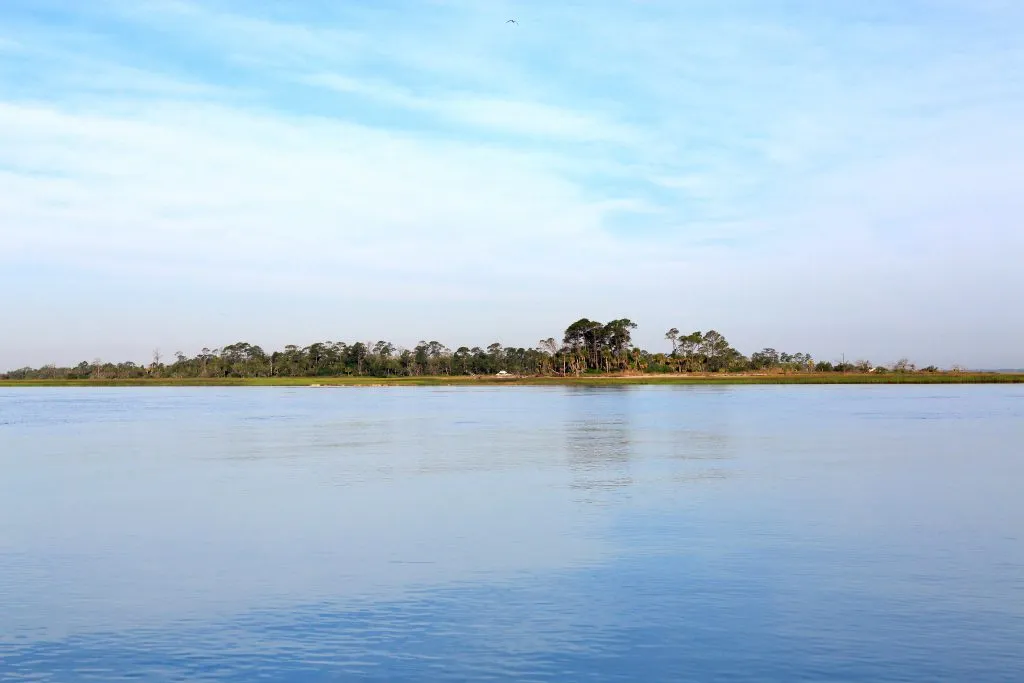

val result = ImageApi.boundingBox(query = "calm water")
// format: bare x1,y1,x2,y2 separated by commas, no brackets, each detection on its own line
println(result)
1,386,1022,682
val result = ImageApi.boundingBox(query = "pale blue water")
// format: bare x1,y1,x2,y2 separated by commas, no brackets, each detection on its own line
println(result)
1,386,1022,682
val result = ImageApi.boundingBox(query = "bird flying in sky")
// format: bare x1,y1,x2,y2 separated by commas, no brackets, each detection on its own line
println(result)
506,19,517,24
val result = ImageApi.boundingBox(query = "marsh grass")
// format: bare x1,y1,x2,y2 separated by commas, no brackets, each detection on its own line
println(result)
4,373,1021,387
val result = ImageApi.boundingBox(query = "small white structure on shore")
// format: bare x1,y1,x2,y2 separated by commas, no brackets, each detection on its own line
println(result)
496,370,510,376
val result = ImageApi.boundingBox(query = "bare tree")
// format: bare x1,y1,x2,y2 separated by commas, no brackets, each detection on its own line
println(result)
893,358,915,372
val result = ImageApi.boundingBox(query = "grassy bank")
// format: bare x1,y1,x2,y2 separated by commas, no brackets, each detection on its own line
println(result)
3,373,1022,387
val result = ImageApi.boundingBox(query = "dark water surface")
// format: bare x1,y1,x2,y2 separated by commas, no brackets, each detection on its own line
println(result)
1,386,1022,681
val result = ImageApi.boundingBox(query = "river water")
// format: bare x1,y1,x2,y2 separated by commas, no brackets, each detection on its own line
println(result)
1,386,1022,681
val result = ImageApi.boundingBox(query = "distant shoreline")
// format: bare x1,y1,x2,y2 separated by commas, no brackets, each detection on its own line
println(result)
2,373,1021,387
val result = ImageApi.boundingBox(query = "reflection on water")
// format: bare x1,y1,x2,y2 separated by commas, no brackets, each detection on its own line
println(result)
1,385,1023,681
566,418,634,499
565,389,634,501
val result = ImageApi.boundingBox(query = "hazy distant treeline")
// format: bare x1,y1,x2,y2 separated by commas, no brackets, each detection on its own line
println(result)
3,318,935,380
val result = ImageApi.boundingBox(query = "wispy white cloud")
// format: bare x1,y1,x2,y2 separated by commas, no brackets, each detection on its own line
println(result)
0,100,621,288
304,73,642,143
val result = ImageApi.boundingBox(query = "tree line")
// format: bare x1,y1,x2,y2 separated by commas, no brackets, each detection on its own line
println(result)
3,317,933,380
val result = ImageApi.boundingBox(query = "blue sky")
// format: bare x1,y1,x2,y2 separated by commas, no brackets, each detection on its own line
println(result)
2,0,1022,368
